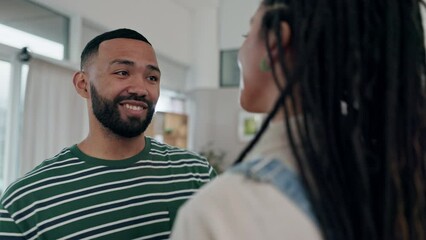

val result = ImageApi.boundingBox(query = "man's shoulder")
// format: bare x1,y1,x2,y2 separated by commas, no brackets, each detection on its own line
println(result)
1,146,78,200
32,146,78,171
147,137,216,177
148,137,205,160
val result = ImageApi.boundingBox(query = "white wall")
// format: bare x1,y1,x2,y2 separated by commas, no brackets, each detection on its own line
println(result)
187,7,220,90
185,0,260,168
33,0,194,66
188,88,247,168
31,0,260,88
219,0,260,50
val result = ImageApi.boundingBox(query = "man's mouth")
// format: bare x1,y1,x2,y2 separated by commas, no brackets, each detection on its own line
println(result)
123,103,147,111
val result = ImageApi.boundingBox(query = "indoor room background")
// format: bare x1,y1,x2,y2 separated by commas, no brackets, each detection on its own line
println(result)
0,0,262,191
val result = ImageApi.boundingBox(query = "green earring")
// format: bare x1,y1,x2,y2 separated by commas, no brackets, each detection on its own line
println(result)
259,58,271,72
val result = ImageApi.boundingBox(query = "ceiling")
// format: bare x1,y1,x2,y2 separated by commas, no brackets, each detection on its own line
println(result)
0,0,68,43
170,0,219,10
0,0,219,50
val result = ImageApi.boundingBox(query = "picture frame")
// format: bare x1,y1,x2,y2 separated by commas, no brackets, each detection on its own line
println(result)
220,49,240,87
238,111,264,142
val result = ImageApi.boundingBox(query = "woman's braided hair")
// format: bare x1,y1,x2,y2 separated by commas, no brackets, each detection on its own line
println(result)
235,0,426,239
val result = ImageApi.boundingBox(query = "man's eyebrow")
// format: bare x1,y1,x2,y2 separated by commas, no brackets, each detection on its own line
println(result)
109,59,135,66
109,59,160,73
147,64,161,74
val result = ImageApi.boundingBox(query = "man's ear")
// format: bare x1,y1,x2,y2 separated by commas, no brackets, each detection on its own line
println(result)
73,71,90,99
266,21,291,62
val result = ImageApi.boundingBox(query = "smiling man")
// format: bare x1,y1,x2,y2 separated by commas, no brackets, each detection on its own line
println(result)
0,28,216,240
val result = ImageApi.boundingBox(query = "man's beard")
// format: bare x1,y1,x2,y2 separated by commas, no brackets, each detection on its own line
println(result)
90,84,155,138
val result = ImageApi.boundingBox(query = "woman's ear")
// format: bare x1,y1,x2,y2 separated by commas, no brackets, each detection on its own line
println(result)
73,71,90,99
280,21,291,47
266,21,291,61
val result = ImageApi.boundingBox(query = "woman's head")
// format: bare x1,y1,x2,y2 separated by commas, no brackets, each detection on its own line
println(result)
236,0,426,239
238,1,292,114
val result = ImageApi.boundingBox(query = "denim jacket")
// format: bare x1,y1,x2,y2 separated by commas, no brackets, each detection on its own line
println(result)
231,157,318,224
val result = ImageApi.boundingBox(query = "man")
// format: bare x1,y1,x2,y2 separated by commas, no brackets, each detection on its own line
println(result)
0,28,216,239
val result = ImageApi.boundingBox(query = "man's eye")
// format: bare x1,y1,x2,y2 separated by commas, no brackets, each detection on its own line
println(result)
147,76,158,82
115,71,129,76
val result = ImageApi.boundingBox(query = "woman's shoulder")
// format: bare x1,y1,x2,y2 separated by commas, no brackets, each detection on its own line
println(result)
174,171,322,240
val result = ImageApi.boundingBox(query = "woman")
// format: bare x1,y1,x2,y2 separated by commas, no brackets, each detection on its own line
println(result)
172,0,426,239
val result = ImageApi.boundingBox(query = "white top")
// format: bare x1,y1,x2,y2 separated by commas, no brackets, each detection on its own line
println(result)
171,121,323,240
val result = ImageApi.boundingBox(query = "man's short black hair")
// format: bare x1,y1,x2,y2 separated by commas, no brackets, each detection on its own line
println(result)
80,28,151,70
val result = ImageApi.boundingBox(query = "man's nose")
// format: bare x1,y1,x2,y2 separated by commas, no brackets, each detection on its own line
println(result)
126,75,148,96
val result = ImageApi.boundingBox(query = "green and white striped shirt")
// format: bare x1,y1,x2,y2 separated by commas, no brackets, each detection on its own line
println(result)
0,137,216,240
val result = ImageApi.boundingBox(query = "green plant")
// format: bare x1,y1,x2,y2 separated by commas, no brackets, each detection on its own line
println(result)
199,145,226,174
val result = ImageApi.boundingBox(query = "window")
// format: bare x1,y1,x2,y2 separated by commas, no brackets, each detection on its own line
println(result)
0,0,70,60
0,60,11,189
156,89,186,114
0,43,29,191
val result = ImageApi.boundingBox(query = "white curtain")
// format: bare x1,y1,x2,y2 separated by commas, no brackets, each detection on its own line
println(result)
20,58,88,176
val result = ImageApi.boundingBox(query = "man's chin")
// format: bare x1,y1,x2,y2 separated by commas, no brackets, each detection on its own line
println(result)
119,133,144,138
110,127,145,138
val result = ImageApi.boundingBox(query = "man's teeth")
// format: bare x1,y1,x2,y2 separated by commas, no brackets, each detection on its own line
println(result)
124,104,143,111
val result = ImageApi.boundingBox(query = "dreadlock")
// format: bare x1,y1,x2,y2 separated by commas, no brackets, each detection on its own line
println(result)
235,0,426,239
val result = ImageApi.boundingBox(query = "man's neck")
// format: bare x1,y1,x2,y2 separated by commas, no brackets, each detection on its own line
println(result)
77,129,146,160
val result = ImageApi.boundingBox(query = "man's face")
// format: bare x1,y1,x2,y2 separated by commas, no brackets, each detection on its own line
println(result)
90,83,155,138
85,38,161,138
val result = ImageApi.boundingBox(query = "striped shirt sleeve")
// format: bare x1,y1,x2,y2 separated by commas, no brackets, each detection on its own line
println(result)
0,202,25,240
